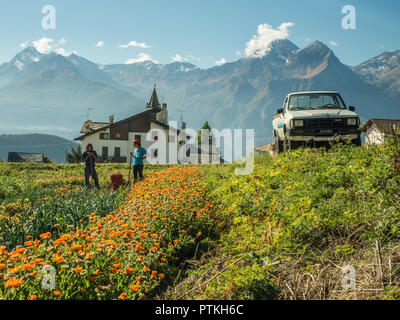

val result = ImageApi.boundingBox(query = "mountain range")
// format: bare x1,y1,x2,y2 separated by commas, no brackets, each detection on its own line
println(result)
0,40,399,147
0,134,78,163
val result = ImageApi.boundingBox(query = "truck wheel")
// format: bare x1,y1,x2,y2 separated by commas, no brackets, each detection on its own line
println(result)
283,135,291,152
353,135,361,146
274,136,283,154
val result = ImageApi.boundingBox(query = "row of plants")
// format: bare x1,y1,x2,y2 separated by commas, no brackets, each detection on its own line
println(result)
0,167,220,299
0,163,176,250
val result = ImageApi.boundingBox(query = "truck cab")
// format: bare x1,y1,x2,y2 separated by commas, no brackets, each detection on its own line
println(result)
272,91,361,153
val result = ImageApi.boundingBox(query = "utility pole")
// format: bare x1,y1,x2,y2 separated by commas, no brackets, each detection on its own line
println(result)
81,107,93,120
176,109,187,129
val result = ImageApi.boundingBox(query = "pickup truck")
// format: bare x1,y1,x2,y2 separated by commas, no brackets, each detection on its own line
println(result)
272,91,361,153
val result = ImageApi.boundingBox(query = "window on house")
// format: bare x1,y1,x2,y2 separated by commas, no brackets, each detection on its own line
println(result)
153,149,158,157
114,147,120,157
169,135,175,143
102,146,109,159
100,133,109,140
116,132,121,138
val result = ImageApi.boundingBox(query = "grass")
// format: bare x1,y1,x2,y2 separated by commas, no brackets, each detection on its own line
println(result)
166,136,400,300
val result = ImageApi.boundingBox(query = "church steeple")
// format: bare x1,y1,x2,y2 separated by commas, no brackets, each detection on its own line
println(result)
146,84,161,111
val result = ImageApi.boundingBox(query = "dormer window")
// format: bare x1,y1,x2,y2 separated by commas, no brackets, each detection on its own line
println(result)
100,133,109,140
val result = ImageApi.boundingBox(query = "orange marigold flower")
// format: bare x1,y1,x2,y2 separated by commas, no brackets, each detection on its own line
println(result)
29,294,37,300
20,264,34,271
119,292,128,300
129,284,140,292
32,258,43,265
197,232,202,236
114,263,121,269
39,232,52,239
53,290,62,297
5,277,24,287
70,244,82,251
13,247,26,254
0,263,5,271
151,270,158,278
88,276,97,282
94,269,102,275
158,273,165,279
53,256,64,264
9,254,22,262
74,267,83,273
126,267,134,275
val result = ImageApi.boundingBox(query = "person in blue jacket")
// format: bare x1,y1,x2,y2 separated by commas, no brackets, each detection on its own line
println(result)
130,139,147,184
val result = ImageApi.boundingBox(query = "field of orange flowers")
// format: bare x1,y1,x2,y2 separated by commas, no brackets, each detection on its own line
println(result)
0,166,220,300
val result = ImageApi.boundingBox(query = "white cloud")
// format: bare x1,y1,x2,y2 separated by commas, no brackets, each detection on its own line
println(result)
329,40,339,47
96,41,105,48
305,38,311,42
187,55,200,62
119,40,151,49
171,54,200,63
56,48,77,57
59,38,66,45
32,37,54,54
125,53,159,64
20,41,29,48
171,54,184,62
379,44,384,49
245,22,295,58
235,50,241,56
215,58,227,66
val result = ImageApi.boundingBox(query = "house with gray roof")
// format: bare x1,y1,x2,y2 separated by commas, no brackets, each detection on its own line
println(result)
8,152,45,163
363,118,400,145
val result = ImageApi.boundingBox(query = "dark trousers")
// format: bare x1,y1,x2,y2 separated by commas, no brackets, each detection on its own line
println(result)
133,165,144,180
84,166,100,189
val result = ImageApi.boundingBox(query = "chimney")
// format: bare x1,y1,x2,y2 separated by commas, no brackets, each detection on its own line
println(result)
181,121,187,130
157,103,168,124
109,115,114,124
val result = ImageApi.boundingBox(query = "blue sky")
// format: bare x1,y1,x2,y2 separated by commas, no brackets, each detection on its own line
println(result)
0,0,399,68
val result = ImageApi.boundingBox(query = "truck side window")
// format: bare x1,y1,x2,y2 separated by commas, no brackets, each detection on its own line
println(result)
284,97,288,113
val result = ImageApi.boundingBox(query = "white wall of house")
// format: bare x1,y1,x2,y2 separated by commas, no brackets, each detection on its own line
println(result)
81,129,148,163
80,124,182,164
365,124,385,145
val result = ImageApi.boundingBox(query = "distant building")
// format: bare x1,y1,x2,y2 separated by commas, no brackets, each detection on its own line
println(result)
185,143,222,164
8,152,44,163
255,143,274,156
74,87,186,163
363,118,400,145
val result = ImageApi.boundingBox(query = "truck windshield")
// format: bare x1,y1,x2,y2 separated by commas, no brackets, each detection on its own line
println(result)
288,93,346,110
